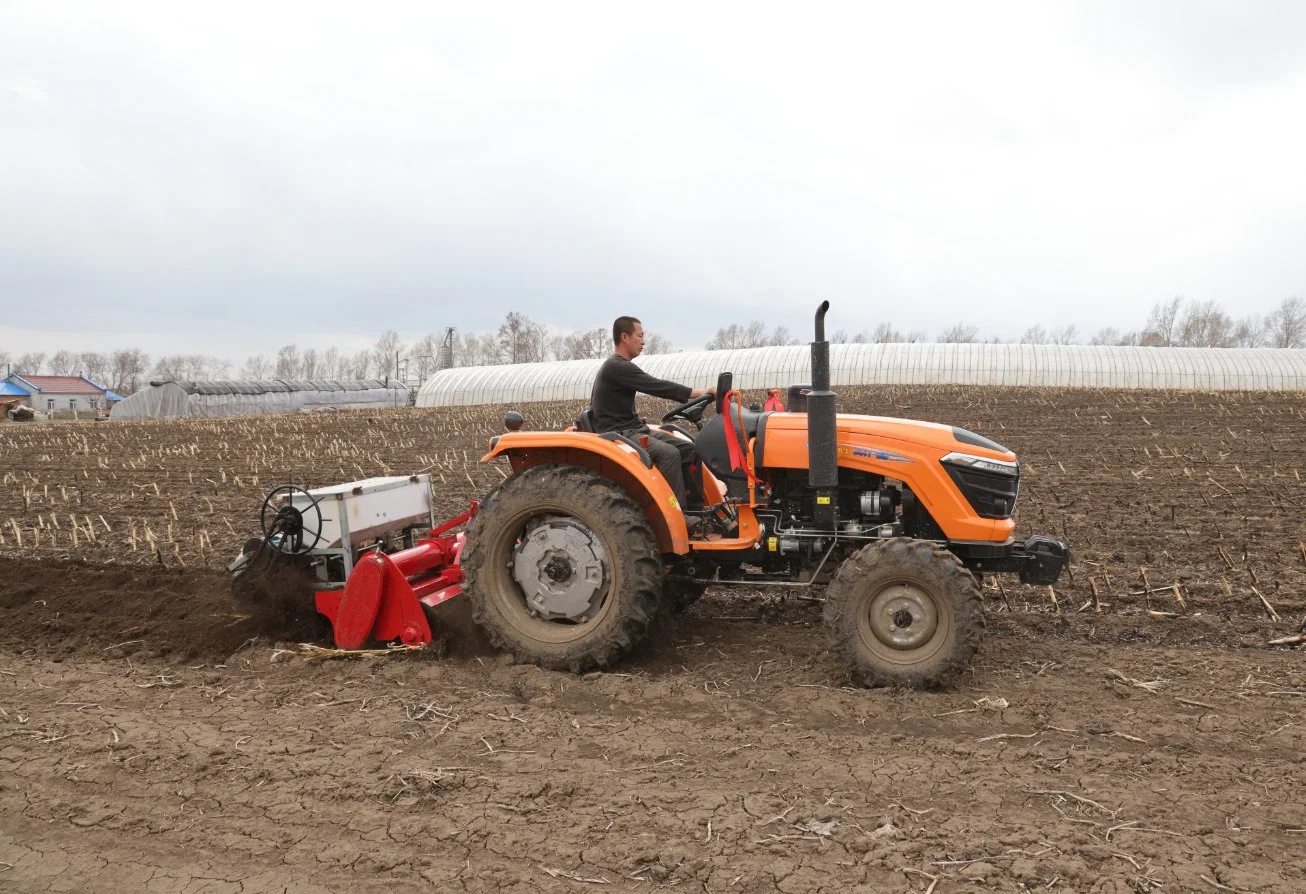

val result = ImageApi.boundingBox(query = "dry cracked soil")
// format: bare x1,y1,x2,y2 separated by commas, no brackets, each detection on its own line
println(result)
2,385,1305,893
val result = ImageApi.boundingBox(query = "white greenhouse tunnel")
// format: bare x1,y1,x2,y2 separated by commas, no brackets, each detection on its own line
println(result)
416,344,1306,408
110,379,411,419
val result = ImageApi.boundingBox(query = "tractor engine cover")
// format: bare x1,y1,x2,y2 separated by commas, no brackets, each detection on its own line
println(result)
513,519,608,621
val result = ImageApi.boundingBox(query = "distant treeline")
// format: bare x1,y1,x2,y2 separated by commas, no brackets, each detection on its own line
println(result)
5,295,1302,396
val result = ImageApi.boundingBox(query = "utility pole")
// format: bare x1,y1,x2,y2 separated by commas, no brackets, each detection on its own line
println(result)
439,327,455,370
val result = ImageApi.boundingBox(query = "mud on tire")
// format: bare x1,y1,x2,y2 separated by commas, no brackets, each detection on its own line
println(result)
461,464,663,673
822,538,983,689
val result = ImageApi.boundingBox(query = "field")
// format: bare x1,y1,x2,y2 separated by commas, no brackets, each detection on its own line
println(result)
2,386,1304,893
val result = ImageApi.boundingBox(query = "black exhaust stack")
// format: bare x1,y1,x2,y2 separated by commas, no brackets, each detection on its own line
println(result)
808,301,838,530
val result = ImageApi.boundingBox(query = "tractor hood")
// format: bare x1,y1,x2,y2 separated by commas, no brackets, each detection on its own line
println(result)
765,412,1017,462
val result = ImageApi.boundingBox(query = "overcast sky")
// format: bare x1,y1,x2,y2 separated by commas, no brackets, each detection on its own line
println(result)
3,1,1305,364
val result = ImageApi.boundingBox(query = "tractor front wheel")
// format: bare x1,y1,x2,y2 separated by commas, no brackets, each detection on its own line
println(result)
823,538,982,689
462,465,663,673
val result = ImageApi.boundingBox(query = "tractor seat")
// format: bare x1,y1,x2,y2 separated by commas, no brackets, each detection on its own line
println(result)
576,408,597,432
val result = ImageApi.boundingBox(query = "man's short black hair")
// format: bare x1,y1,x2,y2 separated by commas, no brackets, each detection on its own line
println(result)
613,316,641,346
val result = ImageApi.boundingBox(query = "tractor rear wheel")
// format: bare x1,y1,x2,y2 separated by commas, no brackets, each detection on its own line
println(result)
823,538,982,689
462,465,663,672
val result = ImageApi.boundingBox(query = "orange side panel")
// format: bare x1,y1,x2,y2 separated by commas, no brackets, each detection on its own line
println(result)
688,505,763,552
758,415,1014,542
482,433,689,554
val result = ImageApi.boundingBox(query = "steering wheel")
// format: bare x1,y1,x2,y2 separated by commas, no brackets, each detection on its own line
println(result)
661,393,713,425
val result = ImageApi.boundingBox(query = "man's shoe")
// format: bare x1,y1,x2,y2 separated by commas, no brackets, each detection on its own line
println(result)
684,504,737,539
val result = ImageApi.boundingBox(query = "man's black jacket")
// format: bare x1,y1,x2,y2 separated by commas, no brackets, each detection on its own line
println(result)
590,354,692,433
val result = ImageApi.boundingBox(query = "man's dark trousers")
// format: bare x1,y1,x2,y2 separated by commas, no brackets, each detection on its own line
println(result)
634,430,693,508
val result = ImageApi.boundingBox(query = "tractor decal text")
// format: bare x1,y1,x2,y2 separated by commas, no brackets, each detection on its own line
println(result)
838,443,914,464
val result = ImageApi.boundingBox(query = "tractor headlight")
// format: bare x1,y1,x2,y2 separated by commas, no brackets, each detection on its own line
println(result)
940,452,1020,519
940,452,1019,477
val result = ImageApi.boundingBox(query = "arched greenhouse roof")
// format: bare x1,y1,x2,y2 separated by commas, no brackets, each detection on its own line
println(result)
416,344,1306,407
113,379,410,419
148,378,396,396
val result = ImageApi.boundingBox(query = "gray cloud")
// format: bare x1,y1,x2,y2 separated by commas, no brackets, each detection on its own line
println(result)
2,1,1305,362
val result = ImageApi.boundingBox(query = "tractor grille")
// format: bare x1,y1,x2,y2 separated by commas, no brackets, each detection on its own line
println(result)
944,463,1019,519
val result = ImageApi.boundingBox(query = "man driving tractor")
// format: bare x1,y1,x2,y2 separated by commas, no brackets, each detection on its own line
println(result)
590,316,713,511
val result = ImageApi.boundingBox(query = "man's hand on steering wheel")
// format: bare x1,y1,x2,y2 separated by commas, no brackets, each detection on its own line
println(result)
661,388,714,425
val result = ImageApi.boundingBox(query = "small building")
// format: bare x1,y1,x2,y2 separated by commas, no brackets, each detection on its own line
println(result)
0,375,124,417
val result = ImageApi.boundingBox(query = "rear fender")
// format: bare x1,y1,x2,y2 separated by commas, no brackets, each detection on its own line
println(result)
482,432,690,554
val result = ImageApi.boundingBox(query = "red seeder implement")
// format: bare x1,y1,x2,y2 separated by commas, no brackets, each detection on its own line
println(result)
314,502,477,649
227,477,477,650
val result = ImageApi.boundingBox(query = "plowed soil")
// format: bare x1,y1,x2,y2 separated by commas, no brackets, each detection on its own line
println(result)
2,386,1305,893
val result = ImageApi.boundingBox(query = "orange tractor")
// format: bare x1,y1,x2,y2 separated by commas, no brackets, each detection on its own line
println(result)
464,302,1067,687
230,302,1067,688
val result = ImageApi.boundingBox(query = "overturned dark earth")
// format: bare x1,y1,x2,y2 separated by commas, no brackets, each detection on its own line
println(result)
1,385,1304,892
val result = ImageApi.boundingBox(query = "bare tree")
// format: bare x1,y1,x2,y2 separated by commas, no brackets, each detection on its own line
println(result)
48,349,77,375
241,355,271,378
371,330,405,380
1020,324,1048,344
411,333,442,379
350,349,372,379
275,345,301,378
321,346,342,378
1175,299,1233,347
300,348,321,378
1016,324,1073,345
1229,316,1265,347
453,331,498,367
644,332,676,354
705,322,750,350
560,328,609,360
152,354,228,381
543,332,568,362
1089,327,1120,345
496,313,545,364
78,351,109,384
1265,296,1306,348
110,349,149,393
1049,324,1078,345
770,325,798,346
1142,296,1184,346
15,352,46,375
705,320,791,350
938,323,979,343
870,322,904,343
151,356,183,381
206,356,231,378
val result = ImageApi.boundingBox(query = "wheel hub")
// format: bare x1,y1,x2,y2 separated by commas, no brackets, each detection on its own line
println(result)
543,556,573,583
868,583,940,650
512,519,608,621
